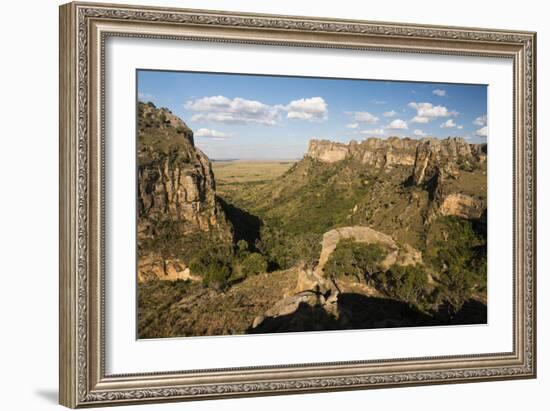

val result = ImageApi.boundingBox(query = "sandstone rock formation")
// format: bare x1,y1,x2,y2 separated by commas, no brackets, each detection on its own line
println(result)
315,226,422,275
137,254,200,282
307,136,486,178
137,102,228,238
251,225,423,332
137,102,232,282
411,137,483,186
439,193,485,219
307,137,418,168
408,137,487,222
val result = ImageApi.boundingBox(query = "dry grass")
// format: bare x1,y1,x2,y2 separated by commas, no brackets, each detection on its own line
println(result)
213,160,295,184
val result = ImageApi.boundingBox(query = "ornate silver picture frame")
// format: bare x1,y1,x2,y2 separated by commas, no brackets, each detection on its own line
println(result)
59,2,536,408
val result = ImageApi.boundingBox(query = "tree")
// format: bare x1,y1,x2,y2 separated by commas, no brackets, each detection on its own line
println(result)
377,264,429,306
240,252,268,277
324,239,387,283
189,247,233,289
439,265,475,314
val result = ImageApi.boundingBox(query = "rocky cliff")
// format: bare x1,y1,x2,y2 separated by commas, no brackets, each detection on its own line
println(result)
307,137,418,168
306,136,486,222
307,136,485,171
410,137,485,186
408,137,487,221
137,102,232,281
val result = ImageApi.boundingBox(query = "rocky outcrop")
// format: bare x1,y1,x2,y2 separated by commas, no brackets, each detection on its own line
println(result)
307,140,349,163
307,137,417,168
315,226,422,276
411,137,484,186
137,102,227,238
250,225,425,333
137,254,200,282
137,102,232,282
251,226,423,332
439,193,485,219
408,137,487,221
307,137,486,176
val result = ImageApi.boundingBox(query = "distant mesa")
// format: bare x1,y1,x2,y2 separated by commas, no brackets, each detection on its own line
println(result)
307,136,486,171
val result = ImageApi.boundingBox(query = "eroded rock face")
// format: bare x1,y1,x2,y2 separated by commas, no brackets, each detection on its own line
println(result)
307,137,418,168
250,226,424,333
137,103,225,238
137,102,232,282
137,254,200,282
439,193,485,219
411,137,484,186
307,136,487,184
306,140,349,163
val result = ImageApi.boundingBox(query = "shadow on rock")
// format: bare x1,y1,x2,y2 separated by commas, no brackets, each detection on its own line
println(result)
247,301,340,334
336,293,436,329
247,291,488,334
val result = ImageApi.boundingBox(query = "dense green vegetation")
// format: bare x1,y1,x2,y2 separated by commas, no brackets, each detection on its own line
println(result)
375,264,430,309
426,216,487,312
324,240,387,283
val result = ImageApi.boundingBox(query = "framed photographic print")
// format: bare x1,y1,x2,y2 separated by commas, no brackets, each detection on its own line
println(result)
59,2,537,408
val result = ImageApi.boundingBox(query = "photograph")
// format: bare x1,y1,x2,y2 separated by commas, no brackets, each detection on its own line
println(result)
55,2,536,407
136,70,489,339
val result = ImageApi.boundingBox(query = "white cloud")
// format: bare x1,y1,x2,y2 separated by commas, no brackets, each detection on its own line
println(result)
411,116,430,124
474,114,487,126
457,125,464,130
413,129,427,137
349,111,379,124
185,95,328,125
185,95,280,125
383,110,397,117
283,97,328,121
408,102,457,122
371,99,387,105
360,128,385,136
432,89,446,97
346,123,359,129
194,128,229,139
440,119,457,128
386,119,408,130
475,126,488,137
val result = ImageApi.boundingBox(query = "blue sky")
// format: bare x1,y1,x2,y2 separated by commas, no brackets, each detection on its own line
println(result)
138,70,487,160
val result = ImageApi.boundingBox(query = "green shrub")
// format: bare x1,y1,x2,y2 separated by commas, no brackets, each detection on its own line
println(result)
376,264,429,306
201,262,232,289
189,247,233,289
324,239,387,283
240,252,268,277
438,265,475,313
257,226,321,270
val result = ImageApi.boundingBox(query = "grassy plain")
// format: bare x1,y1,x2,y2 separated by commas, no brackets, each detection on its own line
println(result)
212,160,296,185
